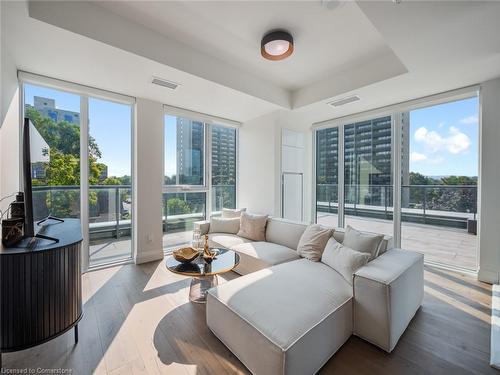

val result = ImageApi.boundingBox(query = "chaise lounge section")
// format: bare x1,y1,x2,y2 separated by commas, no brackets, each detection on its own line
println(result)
195,216,424,374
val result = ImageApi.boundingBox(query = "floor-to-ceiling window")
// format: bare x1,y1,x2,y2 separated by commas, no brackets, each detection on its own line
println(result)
400,96,479,270
24,84,82,222
163,111,238,250
22,76,135,270
211,125,237,215
314,90,479,271
316,127,339,226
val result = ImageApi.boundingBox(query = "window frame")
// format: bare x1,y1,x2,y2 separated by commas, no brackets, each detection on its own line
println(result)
18,71,136,272
162,105,240,225
312,85,480,272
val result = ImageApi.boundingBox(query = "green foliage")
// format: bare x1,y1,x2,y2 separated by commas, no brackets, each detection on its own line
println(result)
166,198,192,215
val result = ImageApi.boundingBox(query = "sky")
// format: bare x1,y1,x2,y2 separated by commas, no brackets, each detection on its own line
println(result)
25,84,132,177
164,115,177,178
26,84,479,180
409,96,479,177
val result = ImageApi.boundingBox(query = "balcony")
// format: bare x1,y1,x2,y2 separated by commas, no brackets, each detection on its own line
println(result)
32,184,236,265
316,184,478,270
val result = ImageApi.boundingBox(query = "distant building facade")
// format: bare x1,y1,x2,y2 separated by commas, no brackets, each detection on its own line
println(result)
26,96,80,125
176,117,204,185
316,114,410,207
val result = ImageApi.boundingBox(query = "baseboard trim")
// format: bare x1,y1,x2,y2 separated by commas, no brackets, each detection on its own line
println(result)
478,268,499,284
135,249,164,264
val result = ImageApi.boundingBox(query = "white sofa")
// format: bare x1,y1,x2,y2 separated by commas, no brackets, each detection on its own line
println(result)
195,217,424,375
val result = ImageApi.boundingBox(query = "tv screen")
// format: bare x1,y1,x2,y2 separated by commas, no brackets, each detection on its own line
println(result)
23,118,35,237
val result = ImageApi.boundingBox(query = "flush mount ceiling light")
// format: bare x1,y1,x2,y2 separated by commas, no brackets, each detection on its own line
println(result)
261,30,294,61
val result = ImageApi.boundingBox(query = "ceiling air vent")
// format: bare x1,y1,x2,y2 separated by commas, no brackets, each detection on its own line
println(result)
152,76,180,90
328,95,360,107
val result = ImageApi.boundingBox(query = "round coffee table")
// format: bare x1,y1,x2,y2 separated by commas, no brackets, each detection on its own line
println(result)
166,248,240,303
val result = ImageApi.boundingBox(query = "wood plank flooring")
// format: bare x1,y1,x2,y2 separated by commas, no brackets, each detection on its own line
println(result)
2,261,496,374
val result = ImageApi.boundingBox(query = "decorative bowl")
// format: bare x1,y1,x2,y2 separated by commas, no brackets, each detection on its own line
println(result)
173,247,200,263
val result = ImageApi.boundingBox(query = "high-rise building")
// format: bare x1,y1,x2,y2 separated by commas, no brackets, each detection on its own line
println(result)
211,126,236,186
176,117,204,185
25,96,80,125
316,114,410,207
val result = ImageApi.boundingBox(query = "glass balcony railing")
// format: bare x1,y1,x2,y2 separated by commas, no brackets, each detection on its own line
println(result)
316,184,477,230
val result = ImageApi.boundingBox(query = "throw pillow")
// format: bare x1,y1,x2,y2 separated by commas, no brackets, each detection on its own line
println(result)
222,208,247,219
321,238,371,284
237,212,268,241
209,217,241,234
342,225,384,260
296,224,333,261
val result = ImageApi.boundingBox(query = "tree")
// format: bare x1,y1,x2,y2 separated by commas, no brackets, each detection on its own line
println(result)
166,198,192,216
25,107,104,217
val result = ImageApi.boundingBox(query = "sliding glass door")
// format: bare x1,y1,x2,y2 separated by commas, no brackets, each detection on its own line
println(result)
22,79,134,270
88,98,133,266
314,91,479,271
343,116,393,237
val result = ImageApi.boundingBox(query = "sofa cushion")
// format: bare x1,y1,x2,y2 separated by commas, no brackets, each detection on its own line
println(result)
231,242,300,275
222,208,246,218
321,238,371,284
209,233,251,249
343,225,384,260
208,217,240,234
296,224,332,261
265,218,308,250
207,259,353,375
237,212,268,241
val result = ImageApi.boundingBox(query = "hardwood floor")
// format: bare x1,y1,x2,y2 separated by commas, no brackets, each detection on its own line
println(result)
2,261,496,374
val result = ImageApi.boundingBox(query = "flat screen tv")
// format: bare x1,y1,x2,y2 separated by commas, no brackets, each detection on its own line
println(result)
23,118,35,238
23,117,61,245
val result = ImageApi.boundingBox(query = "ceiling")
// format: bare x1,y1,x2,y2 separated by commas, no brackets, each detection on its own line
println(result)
3,1,500,126
95,1,400,92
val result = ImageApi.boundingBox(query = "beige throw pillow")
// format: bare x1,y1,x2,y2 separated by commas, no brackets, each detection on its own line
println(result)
342,225,384,260
237,212,268,241
321,238,371,284
222,208,247,218
296,224,333,261
209,217,240,234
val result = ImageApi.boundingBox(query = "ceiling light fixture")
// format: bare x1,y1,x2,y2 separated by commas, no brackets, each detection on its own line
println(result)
261,30,294,61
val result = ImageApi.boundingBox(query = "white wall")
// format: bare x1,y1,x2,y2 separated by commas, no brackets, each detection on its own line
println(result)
0,0,22,213
478,77,500,283
238,112,280,216
133,98,164,264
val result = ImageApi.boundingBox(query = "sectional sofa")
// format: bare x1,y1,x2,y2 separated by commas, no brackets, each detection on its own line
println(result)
195,216,424,375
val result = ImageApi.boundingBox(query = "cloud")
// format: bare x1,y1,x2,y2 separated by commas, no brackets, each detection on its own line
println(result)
459,115,478,125
413,126,470,155
410,151,427,162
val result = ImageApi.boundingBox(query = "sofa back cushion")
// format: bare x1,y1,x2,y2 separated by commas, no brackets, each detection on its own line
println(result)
222,208,247,218
333,229,393,255
209,217,241,234
321,238,371,284
237,212,268,241
296,224,333,261
265,218,308,250
342,225,384,260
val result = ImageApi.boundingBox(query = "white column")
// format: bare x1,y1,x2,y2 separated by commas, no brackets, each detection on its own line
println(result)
478,77,500,283
134,98,164,264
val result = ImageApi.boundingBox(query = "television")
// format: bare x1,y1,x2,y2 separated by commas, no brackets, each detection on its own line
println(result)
23,118,61,246
22,118,35,237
